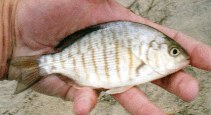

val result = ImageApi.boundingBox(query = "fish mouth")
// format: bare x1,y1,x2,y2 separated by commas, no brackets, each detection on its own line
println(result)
186,56,190,60
178,59,190,69
152,59,190,76
165,59,190,74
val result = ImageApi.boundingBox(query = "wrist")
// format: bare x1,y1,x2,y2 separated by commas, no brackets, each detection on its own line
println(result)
0,0,18,79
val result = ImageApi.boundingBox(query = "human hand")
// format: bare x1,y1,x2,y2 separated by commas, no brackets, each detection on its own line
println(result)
4,0,211,114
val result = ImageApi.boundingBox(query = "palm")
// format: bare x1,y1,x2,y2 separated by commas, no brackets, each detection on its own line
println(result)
11,0,208,114
14,0,113,96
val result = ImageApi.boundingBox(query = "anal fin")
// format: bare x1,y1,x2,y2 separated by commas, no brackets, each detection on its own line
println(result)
105,86,133,94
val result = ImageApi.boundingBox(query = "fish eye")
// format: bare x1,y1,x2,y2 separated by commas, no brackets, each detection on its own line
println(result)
170,47,180,56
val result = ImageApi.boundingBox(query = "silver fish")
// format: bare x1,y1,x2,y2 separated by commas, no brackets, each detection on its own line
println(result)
8,21,190,94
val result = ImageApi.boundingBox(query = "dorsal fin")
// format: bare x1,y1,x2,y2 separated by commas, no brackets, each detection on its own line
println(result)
55,25,103,51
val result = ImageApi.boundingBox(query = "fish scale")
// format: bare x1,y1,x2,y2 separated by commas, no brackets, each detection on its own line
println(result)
9,21,190,94
39,22,188,89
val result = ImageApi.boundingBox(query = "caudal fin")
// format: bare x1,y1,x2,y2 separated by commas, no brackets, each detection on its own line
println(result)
8,56,42,94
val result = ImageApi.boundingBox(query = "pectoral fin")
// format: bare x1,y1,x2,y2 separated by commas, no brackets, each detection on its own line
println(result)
105,86,133,94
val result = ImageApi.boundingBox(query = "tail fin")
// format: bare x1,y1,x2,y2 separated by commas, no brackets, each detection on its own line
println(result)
8,56,42,94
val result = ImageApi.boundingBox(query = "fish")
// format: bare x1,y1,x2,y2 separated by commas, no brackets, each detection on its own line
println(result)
8,21,190,94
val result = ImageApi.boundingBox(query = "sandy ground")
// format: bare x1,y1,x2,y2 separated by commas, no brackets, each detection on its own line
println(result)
1,0,211,115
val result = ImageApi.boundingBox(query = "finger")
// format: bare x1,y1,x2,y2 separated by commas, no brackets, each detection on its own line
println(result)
33,75,98,115
66,87,98,115
112,87,165,115
32,75,72,97
152,71,199,102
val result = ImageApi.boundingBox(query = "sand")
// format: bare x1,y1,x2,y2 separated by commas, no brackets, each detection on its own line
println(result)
1,0,211,115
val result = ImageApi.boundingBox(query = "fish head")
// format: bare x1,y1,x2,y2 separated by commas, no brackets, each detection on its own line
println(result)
147,36,190,75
